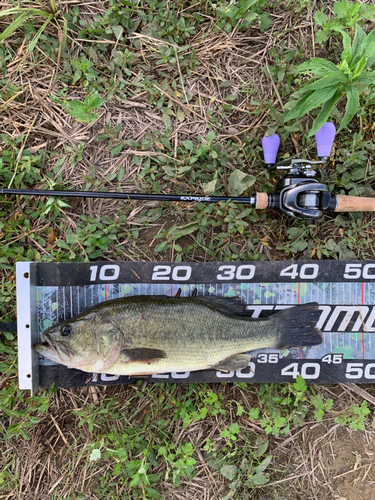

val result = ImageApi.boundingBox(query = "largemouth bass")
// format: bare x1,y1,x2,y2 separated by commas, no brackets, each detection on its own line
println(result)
34,296,322,375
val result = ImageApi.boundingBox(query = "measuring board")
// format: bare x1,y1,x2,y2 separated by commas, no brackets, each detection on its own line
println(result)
17,260,375,395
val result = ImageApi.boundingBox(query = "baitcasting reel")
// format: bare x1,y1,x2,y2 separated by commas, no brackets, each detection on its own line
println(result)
262,122,336,219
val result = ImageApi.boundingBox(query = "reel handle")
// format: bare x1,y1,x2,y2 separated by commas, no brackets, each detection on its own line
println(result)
262,133,280,167
315,122,336,159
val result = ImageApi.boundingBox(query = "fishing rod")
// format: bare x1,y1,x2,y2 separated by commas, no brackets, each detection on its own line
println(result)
1,122,374,220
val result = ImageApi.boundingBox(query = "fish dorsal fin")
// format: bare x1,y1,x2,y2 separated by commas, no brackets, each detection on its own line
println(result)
194,296,252,316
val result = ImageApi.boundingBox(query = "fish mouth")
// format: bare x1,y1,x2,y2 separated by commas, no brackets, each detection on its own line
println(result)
34,331,72,363
39,334,53,349
34,331,56,354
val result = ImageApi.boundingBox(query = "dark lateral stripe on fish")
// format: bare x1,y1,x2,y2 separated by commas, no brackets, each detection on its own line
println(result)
121,348,167,363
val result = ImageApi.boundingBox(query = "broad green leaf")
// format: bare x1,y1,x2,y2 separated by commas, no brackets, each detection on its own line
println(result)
240,0,259,12
338,85,359,132
363,5,375,21
155,241,169,252
219,4,237,20
253,455,273,474
203,179,218,195
339,57,350,73
228,170,255,197
309,90,342,136
293,71,347,98
336,29,353,64
220,80,234,88
354,70,375,84
89,449,101,461
111,144,123,155
350,25,366,64
294,373,307,392
290,240,308,252
361,30,375,61
338,244,357,260
222,492,235,500
220,465,238,480
56,199,70,208
315,29,328,45
255,437,269,457
365,51,375,70
206,130,215,145
297,58,338,76
183,140,194,150
69,100,86,120
85,91,105,110
333,0,354,18
171,222,200,239
351,55,367,78
314,11,327,26
284,84,341,121
284,92,313,118
259,12,272,32
112,25,123,40
287,227,304,239
176,107,185,121
145,487,161,499
249,472,270,486
277,67,286,82
129,473,141,488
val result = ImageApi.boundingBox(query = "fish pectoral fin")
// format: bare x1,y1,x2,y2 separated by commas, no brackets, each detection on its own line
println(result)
120,348,167,364
213,354,252,371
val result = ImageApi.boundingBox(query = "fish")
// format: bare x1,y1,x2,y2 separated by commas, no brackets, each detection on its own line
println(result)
34,295,323,375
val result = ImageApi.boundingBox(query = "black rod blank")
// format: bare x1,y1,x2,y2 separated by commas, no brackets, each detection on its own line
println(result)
0,188,256,206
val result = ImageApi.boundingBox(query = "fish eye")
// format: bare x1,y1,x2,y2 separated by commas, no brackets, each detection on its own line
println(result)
61,325,72,337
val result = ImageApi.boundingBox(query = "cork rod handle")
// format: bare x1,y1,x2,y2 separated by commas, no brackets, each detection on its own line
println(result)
334,195,375,212
255,192,268,210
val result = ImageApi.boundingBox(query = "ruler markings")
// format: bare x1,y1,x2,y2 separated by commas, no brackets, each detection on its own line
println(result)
369,283,372,351
362,282,365,359
298,282,301,359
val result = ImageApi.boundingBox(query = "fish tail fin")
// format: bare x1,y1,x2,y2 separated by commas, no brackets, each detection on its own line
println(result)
272,302,323,348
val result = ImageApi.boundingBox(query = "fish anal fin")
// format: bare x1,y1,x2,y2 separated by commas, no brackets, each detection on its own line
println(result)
213,354,252,371
121,348,167,364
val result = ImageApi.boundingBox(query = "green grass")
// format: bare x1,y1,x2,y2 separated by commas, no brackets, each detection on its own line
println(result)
1,0,375,498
